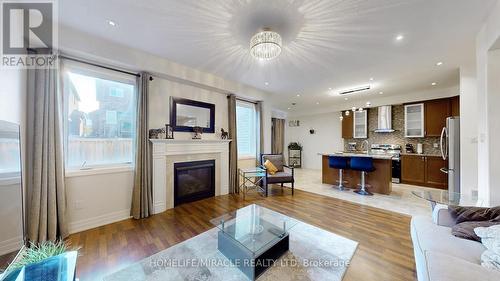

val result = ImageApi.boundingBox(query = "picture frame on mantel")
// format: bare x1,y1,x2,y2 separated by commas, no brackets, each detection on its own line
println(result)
170,97,215,133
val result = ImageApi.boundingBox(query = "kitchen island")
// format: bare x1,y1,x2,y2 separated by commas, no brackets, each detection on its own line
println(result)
321,152,393,195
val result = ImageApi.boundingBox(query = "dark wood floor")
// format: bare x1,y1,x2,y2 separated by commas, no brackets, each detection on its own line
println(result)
67,188,417,281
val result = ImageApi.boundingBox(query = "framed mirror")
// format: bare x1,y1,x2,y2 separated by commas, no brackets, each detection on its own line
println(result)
170,97,215,133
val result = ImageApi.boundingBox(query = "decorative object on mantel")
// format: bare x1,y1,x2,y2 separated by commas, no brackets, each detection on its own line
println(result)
220,128,229,139
165,124,174,139
148,128,165,139
192,126,203,139
288,142,302,168
288,120,300,127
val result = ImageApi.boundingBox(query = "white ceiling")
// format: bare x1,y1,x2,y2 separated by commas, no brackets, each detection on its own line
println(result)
59,0,496,112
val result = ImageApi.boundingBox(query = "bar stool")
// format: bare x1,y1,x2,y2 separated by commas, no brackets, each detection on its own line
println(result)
350,157,375,196
328,156,350,191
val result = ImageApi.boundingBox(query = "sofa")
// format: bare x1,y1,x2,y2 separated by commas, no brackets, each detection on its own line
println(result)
411,205,500,280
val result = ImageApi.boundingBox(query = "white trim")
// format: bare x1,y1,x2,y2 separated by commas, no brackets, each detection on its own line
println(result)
68,209,132,234
238,156,257,160
65,165,134,178
0,236,23,256
0,176,21,186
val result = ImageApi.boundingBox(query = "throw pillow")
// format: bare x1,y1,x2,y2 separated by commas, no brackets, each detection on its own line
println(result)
448,205,500,224
264,160,278,175
452,221,500,242
475,225,500,270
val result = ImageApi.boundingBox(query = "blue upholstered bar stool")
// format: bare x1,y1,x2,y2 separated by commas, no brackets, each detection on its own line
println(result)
350,157,375,196
328,156,350,191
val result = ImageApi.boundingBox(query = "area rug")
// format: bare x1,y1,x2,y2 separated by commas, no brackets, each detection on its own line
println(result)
104,221,358,281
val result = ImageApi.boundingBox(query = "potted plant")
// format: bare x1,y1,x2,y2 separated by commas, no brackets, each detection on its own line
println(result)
9,240,72,270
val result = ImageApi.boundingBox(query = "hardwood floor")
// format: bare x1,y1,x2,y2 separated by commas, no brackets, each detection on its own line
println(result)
67,188,417,281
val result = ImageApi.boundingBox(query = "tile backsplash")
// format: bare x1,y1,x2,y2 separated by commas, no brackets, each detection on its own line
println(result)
344,105,441,155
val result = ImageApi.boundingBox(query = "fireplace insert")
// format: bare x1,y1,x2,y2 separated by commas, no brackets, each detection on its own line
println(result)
174,160,215,206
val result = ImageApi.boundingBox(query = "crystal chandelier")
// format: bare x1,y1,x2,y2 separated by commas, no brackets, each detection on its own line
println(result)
250,30,282,60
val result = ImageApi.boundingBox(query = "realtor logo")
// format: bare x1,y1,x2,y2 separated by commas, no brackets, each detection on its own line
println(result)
1,0,58,68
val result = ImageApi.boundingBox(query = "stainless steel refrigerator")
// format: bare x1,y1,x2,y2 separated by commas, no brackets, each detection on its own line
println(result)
440,117,460,194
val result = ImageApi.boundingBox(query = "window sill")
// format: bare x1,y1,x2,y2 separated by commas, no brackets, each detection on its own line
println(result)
65,165,134,178
238,156,257,161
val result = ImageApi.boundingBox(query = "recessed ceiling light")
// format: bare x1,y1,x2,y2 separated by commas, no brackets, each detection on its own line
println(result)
264,82,269,85
436,62,443,66
366,101,371,107
296,94,300,97
328,87,332,91
431,82,437,86
379,91,384,95
344,97,348,101
287,107,291,110
107,20,117,27
396,34,404,41
369,77,374,81
316,102,320,105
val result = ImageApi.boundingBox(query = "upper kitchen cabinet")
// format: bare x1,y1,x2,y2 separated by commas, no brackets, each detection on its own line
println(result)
342,111,353,139
404,103,424,137
451,95,460,116
425,98,451,137
353,110,368,139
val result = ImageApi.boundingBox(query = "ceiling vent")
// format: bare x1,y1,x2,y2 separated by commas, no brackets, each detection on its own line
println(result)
339,85,371,95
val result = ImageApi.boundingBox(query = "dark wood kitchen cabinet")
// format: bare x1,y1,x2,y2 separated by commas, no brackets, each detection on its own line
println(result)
424,98,451,137
401,154,448,189
341,111,353,139
451,95,460,116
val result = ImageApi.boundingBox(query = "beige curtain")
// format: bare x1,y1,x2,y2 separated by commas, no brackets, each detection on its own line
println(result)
228,94,239,193
272,118,285,154
26,59,68,243
256,101,264,163
131,73,153,219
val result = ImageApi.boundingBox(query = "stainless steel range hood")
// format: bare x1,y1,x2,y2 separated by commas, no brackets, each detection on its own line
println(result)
374,105,395,133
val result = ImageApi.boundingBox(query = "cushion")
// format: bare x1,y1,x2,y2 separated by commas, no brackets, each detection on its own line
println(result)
262,155,284,172
452,221,500,242
263,160,278,175
266,172,293,184
425,251,500,281
448,205,500,224
411,216,485,265
475,225,500,270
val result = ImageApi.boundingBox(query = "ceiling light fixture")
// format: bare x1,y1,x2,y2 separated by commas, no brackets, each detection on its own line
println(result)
344,97,348,101
316,102,320,105
436,62,443,66
250,29,282,60
352,107,356,112
379,91,384,95
296,94,300,97
345,111,350,116
366,101,371,107
107,20,116,27
396,34,404,41
339,85,371,95
287,107,291,110
358,107,364,112
264,82,269,86
431,82,437,86
369,77,374,81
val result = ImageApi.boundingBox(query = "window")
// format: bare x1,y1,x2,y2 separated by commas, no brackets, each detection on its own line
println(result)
236,100,257,158
62,61,137,169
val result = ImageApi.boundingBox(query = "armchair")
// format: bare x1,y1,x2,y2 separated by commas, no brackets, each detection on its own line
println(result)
260,154,295,196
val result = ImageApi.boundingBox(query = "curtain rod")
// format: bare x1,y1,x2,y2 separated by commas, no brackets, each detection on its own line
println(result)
59,54,140,77
229,95,259,105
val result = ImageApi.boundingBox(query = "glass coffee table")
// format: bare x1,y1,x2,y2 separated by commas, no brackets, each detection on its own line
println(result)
412,190,480,209
210,204,299,280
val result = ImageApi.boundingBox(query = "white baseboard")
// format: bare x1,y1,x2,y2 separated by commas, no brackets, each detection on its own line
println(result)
153,202,167,214
0,236,23,256
68,209,132,234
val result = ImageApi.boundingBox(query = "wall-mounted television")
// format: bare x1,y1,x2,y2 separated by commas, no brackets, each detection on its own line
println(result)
0,120,25,276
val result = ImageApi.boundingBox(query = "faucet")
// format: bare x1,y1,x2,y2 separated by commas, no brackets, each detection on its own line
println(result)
361,140,370,154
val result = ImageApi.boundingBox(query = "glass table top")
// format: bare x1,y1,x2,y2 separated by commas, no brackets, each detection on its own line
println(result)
210,204,299,255
412,190,480,206
239,167,266,178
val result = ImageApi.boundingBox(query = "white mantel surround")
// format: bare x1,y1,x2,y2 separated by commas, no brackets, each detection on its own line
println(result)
150,139,231,214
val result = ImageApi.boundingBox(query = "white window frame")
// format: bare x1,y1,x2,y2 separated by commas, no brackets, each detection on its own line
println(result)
236,100,258,159
61,60,138,175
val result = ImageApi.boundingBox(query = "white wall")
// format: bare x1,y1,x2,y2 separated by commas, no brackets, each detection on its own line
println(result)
0,69,26,125
459,67,478,197
476,0,500,206
58,26,277,233
285,112,343,170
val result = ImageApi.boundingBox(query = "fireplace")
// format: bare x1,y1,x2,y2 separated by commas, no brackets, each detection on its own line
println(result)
174,160,215,206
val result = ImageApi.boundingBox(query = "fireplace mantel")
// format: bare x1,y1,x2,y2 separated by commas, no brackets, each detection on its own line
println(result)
150,139,231,214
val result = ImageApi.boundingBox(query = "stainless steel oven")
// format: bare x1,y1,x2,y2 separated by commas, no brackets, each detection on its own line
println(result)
371,144,401,184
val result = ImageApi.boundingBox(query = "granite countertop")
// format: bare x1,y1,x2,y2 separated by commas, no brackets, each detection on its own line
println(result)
401,152,442,157
319,152,394,160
